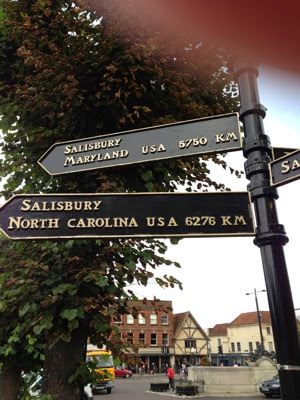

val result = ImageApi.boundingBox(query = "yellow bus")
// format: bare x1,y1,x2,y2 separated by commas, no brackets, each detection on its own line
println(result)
86,346,115,394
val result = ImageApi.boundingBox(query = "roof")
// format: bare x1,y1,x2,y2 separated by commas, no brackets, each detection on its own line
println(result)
209,323,230,337
230,311,271,326
174,311,210,341
174,312,188,333
126,299,172,311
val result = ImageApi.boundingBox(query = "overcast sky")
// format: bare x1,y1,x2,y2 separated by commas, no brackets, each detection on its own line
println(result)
131,66,300,330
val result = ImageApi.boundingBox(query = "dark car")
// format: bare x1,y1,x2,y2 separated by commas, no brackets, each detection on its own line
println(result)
114,367,133,378
259,375,280,398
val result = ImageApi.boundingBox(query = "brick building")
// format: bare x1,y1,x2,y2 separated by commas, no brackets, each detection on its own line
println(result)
116,300,209,373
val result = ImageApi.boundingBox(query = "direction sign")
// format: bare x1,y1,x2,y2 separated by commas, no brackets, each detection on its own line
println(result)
0,192,254,240
38,113,242,175
272,146,298,160
270,149,300,187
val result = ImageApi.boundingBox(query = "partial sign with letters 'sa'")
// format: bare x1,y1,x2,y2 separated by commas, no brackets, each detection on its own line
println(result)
270,149,300,187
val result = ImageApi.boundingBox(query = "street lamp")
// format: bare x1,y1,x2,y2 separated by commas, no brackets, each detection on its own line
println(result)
191,346,196,366
245,288,266,350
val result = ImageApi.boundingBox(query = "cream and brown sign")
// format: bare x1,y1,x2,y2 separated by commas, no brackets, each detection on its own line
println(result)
270,149,300,187
0,192,254,240
38,113,241,175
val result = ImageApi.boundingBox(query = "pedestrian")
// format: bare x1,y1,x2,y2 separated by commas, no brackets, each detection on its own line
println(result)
151,362,155,374
167,365,175,391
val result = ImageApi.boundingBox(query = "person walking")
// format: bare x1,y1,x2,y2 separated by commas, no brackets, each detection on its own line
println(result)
167,365,175,391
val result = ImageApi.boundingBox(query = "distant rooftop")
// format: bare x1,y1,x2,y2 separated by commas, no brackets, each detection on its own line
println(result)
230,311,271,326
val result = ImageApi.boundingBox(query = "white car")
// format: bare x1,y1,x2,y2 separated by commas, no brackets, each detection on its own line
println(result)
26,374,93,400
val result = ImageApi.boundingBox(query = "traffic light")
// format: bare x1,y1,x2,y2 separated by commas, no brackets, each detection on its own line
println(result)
218,345,223,355
166,347,169,353
161,346,165,354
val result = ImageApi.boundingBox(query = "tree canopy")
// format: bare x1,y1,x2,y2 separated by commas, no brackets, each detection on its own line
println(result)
0,0,240,398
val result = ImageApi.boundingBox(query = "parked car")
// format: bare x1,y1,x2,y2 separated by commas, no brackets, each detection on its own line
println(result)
114,367,133,378
259,375,281,398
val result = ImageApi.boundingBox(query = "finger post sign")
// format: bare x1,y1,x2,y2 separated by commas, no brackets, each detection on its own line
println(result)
0,192,255,240
38,113,242,175
269,149,300,187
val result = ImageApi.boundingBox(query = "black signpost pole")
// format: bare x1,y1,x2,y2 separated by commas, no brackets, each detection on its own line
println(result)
232,60,300,399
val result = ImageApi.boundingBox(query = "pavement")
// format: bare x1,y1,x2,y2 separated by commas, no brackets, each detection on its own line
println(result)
134,373,262,398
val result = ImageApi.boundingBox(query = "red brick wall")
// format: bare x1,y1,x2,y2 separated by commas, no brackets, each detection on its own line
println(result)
117,301,174,347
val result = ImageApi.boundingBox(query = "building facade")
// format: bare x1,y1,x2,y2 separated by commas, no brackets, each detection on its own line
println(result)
209,311,275,366
116,300,209,372
173,311,210,371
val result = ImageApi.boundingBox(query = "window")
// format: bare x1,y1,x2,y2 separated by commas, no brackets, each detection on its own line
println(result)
268,342,274,352
231,342,235,352
127,314,134,325
150,314,157,325
249,342,253,352
162,333,169,346
150,333,157,346
255,342,260,350
138,314,146,324
266,326,271,335
185,340,196,349
218,338,222,346
139,333,145,344
114,315,122,324
161,315,168,325
237,342,241,352
127,333,133,346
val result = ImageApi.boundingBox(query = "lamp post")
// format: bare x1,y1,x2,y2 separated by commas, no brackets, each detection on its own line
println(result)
246,288,266,349
191,346,196,366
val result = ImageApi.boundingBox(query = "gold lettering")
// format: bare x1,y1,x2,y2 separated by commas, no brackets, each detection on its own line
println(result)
157,217,165,226
221,216,232,225
64,202,73,211
128,218,138,227
68,219,76,228
157,144,166,152
226,132,238,141
234,215,247,225
146,217,155,226
64,145,71,154
84,202,92,211
56,202,65,211
8,216,22,230
8,217,60,230
20,199,31,212
30,202,41,211
215,134,225,143
281,160,290,174
47,219,60,229
167,217,178,226
121,149,128,158
215,132,237,144
64,156,75,166
93,201,102,210
292,159,300,171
